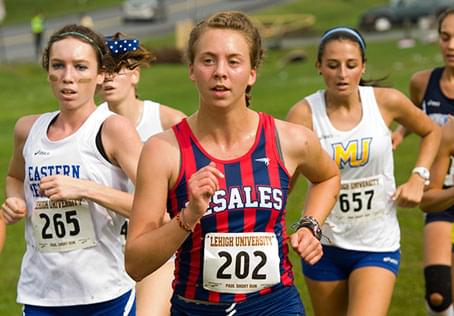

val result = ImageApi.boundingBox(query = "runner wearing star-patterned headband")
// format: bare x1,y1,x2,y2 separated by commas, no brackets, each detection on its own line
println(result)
99,33,186,316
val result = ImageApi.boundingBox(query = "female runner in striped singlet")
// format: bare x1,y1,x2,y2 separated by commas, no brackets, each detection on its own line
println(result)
125,11,341,316
100,33,186,316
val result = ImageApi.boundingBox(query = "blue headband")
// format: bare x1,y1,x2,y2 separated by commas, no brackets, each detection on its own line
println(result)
320,27,366,52
106,38,140,54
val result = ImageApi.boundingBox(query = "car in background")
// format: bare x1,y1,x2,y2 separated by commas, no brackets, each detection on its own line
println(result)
122,0,166,22
359,0,454,32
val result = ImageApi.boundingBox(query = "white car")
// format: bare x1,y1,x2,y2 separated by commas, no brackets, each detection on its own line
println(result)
123,0,166,22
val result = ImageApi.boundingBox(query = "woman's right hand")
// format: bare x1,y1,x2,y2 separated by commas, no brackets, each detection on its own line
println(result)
391,130,404,150
2,197,27,224
185,162,224,226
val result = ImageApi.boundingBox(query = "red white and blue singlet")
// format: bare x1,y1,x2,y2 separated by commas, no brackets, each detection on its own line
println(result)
167,112,294,303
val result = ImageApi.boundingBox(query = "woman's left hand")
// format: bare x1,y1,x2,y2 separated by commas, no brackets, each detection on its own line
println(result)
39,175,87,200
290,228,323,265
393,174,425,208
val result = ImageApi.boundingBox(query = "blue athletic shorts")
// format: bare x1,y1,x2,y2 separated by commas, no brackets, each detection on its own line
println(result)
23,289,136,316
425,207,454,224
170,285,305,316
302,245,400,281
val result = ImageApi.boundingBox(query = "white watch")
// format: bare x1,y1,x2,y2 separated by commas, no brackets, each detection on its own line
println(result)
412,166,430,185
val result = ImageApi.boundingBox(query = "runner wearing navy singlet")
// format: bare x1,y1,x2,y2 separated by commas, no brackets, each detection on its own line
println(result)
392,9,454,315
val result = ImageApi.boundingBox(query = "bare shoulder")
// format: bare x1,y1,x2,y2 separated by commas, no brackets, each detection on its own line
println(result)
14,114,40,142
103,113,137,136
373,86,408,109
143,128,179,152
141,128,181,185
274,118,318,157
410,69,431,90
274,118,324,177
409,69,431,105
286,98,313,130
159,103,187,130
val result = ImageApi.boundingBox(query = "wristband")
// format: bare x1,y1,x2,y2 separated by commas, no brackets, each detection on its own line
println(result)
412,166,430,185
176,209,194,233
291,215,322,241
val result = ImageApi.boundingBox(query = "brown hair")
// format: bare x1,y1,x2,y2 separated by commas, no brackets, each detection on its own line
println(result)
42,24,112,71
438,8,454,33
186,11,264,106
107,32,155,72
317,26,388,87
317,27,366,64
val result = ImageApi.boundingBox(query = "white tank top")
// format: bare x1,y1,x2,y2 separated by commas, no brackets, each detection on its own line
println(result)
306,86,399,251
98,100,163,143
19,106,134,306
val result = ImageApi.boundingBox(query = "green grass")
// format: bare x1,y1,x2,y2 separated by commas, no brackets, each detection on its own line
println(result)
0,0,442,314
2,0,122,25
0,38,441,315
258,0,389,34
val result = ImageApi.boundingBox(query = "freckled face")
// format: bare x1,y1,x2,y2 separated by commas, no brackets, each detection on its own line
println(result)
317,39,365,97
47,37,104,110
439,14,454,67
189,28,256,109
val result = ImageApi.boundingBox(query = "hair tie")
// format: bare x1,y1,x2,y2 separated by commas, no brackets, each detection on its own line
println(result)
105,38,140,54
320,27,366,52
57,31,103,58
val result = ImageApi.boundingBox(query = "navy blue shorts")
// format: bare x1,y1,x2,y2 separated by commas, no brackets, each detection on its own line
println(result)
302,245,400,281
425,207,454,224
23,289,136,316
170,285,305,316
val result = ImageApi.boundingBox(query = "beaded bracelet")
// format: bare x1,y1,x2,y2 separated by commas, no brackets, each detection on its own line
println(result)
176,209,194,232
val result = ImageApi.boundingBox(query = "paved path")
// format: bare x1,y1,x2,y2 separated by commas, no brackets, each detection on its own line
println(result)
0,0,289,62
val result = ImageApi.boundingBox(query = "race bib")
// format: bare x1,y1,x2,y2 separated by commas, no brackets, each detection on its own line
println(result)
203,232,280,294
32,199,97,252
331,175,386,221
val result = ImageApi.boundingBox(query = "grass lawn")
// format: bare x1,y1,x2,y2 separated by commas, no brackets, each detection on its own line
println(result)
0,37,441,315
0,0,443,314
2,0,123,25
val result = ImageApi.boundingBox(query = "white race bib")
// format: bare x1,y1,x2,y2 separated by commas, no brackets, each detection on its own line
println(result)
32,199,97,252
332,175,386,221
203,232,280,294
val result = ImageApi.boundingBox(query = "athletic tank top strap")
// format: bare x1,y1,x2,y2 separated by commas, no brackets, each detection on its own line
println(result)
423,67,444,106
259,112,290,179
168,113,293,303
421,67,454,126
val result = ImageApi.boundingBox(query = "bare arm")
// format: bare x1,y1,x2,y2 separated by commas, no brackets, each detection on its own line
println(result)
0,216,4,253
277,119,340,265
39,176,135,217
377,87,441,207
126,131,187,280
286,99,313,193
2,115,38,224
421,119,454,211
392,70,430,149
38,115,142,217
